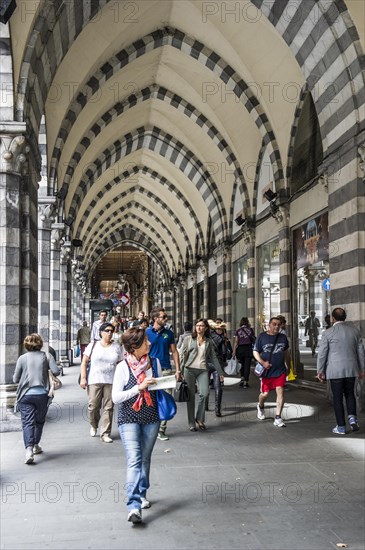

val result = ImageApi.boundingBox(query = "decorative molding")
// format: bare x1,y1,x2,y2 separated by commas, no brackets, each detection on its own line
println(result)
318,173,328,192
0,134,30,175
273,204,290,226
38,197,57,228
358,144,365,181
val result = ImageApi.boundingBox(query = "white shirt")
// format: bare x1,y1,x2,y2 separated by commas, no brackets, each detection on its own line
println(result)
85,341,123,384
112,358,162,404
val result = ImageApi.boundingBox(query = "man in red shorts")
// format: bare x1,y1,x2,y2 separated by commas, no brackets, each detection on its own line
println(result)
253,317,291,427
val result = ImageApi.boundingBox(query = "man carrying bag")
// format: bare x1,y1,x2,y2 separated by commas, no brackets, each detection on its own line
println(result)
253,317,291,428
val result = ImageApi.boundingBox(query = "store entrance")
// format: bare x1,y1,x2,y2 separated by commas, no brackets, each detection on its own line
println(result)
293,212,330,379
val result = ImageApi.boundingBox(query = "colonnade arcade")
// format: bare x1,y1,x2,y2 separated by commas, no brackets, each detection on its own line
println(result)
0,1,364,409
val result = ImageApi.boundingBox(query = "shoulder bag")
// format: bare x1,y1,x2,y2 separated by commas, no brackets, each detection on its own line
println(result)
254,332,280,378
174,380,190,402
151,359,177,420
78,341,96,386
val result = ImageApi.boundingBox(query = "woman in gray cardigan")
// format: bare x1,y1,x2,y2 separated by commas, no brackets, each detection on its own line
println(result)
179,319,224,431
13,333,60,464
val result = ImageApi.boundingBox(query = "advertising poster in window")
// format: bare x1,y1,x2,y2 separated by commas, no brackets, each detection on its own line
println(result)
293,212,329,269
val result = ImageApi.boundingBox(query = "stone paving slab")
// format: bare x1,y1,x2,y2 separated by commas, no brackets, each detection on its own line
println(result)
1,366,364,550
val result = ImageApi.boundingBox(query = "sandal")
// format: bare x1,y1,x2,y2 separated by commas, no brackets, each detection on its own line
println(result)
195,420,207,431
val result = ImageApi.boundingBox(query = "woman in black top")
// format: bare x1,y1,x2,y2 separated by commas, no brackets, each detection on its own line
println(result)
232,317,255,388
112,328,160,524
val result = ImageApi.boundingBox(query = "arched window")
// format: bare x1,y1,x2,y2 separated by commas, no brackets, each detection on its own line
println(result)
291,93,323,193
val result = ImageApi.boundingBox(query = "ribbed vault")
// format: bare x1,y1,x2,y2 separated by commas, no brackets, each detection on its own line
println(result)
8,0,364,291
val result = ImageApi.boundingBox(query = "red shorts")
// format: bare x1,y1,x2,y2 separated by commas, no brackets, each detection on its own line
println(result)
261,373,286,393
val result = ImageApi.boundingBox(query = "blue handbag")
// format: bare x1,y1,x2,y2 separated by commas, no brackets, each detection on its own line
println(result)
151,358,177,421
155,389,177,421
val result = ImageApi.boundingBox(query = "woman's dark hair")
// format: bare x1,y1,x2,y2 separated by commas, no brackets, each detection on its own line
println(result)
239,317,249,327
99,322,114,337
122,327,146,353
24,333,43,351
191,318,210,339
184,321,193,332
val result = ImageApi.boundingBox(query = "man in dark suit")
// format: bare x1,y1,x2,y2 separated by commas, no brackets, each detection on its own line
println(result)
317,307,365,434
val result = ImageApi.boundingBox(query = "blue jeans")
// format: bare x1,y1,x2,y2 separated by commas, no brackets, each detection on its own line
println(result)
18,393,49,448
119,422,160,511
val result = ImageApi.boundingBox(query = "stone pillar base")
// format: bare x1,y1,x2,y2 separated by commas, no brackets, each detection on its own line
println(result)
0,383,17,409
0,384,22,432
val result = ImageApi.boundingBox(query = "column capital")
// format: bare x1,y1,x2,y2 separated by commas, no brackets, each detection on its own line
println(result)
38,196,57,228
199,258,208,276
358,144,365,182
242,226,255,246
60,240,72,263
51,222,66,247
273,204,290,227
213,240,232,260
0,128,30,176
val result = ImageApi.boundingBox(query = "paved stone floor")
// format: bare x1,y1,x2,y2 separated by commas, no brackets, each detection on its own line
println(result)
1,366,364,550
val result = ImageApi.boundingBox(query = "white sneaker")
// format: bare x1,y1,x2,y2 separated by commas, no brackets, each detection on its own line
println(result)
127,509,142,524
141,497,151,509
257,403,265,420
25,447,34,464
101,435,113,443
33,444,43,454
90,427,97,437
273,417,286,427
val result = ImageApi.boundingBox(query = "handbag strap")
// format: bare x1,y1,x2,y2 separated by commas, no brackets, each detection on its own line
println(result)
268,332,281,363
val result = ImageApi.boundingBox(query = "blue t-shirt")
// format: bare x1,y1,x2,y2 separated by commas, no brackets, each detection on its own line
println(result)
146,327,175,370
253,332,289,378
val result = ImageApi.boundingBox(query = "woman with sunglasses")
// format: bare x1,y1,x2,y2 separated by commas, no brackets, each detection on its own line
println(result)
112,327,160,524
80,322,123,442
179,319,224,431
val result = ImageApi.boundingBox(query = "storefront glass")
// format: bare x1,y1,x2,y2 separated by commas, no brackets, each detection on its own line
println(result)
232,257,248,331
293,212,330,374
257,241,280,333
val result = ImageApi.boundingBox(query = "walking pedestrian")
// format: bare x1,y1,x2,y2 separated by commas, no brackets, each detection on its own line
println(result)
112,328,160,524
146,308,181,441
253,317,290,427
232,317,255,388
76,320,91,360
304,311,320,356
13,333,61,464
79,322,123,442
91,310,108,341
207,319,227,416
317,307,365,434
179,319,224,431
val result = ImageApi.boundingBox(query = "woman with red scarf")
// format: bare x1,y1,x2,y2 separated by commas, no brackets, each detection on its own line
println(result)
112,327,160,524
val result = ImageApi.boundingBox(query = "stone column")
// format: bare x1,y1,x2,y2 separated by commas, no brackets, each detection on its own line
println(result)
214,242,232,325
190,270,197,321
164,286,174,327
181,276,188,324
49,223,64,360
59,240,72,369
242,226,256,327
200,260,209,319
38,198,57,350
0,125,38,409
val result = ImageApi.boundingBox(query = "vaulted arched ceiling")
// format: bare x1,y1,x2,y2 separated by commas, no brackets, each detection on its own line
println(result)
8,0,364,286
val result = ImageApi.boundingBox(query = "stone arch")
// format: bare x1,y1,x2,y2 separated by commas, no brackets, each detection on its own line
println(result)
83,203,184,268
66,126,227,241
52,84,250,216
89,227,170,283
74,165,204,256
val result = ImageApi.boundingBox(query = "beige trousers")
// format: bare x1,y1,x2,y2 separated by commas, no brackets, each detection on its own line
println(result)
87,383,113,437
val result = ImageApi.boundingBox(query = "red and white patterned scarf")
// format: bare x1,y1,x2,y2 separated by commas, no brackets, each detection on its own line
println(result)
125,352,153,411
